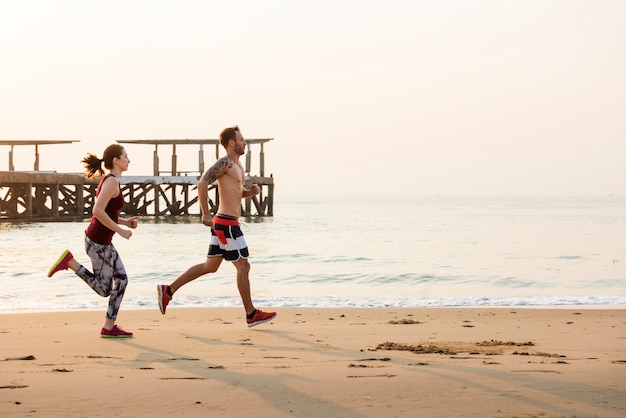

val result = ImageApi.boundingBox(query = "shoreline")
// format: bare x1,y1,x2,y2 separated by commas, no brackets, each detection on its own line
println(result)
1,307,625,417
2,302,626,316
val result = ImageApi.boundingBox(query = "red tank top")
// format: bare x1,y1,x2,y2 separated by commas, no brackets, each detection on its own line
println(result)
85,174,125,245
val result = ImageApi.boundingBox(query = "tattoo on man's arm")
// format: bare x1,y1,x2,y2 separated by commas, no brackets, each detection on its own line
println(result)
201,157,232,183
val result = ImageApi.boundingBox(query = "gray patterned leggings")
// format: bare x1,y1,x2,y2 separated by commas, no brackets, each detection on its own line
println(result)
75,236,128,320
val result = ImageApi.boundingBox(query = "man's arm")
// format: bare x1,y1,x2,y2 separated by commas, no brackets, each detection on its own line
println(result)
200,157,233,185
198,157,233,224
242,184,260,198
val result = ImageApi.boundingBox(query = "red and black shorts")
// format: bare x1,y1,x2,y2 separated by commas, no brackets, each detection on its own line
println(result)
207,214,249,261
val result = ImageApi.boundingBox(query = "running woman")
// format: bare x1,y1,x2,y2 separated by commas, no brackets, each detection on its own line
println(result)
48,144,138,338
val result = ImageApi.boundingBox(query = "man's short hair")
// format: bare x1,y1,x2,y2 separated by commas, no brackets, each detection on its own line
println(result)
219,125,240,148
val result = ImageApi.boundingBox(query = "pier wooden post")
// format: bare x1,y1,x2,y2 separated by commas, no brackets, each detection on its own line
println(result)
76,184,84,215
267,181,274,216
52,183,59,217
260,143,265,177
34,144,40,171
171,144,177,176
154,182,160,214
199,144,205,174
26,182,32,217
153,145,159,176
9,145,14,171
244,177,251,216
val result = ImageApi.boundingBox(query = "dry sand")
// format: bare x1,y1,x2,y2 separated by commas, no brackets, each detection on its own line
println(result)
1,307,624,417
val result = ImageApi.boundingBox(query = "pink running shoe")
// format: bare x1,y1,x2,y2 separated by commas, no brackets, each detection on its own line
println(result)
100,325,133,338
246,309,277,327
48,250,73,277
157,285,172,314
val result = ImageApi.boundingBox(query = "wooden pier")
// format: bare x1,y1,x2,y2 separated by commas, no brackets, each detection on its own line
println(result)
0,138,274,221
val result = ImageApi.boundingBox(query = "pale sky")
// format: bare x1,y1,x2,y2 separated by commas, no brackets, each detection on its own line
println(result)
1,0,624,197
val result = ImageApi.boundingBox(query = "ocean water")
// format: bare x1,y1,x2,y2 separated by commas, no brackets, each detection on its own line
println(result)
1,195,625,313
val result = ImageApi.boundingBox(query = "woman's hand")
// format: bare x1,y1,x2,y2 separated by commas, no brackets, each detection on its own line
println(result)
127,216,139,229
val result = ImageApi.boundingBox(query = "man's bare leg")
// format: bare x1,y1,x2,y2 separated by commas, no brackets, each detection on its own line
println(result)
233,258,255,314
170,257,223,293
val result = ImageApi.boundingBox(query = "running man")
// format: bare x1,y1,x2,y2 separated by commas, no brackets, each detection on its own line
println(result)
157,126,276,327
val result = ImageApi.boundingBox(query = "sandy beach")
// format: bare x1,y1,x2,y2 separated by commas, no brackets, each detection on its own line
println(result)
1,307,624,417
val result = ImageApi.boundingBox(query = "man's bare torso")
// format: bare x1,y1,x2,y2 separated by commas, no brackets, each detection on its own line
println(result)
216,157,245,218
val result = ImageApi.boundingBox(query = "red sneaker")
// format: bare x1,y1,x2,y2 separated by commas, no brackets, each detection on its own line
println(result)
246,309,277,327
100,325,133,338
48,250,73,277
157,285,172,314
